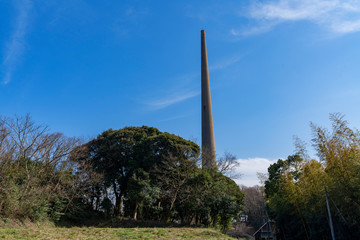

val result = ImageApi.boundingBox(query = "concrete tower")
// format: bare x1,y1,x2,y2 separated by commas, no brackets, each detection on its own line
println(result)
201,30,216,168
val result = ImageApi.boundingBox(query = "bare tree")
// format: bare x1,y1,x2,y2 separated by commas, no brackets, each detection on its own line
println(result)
240,185,266,231
256,172,268,186
217,152,241,179
0,114,81,219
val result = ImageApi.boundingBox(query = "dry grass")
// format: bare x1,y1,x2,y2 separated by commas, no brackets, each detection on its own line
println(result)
0,227,240,240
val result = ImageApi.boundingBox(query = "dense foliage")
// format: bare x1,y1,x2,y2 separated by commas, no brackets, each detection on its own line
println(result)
71,126,244,230
0,115,84,221
265,114,360,240
0,115,244,231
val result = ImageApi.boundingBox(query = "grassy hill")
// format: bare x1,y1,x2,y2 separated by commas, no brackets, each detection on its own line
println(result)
0,227,243,240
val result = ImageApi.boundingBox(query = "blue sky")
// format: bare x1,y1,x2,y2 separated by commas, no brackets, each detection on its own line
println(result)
2,0,360,186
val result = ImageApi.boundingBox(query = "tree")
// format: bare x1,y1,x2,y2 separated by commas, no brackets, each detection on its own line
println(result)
0,115,80,221
240,185,266,230
176,169,244,231
265,114,360,239
152,154,198,222
217,152,241,179
127,169,159,220
311,113,360,238
72,126,200,216
0,115,244,228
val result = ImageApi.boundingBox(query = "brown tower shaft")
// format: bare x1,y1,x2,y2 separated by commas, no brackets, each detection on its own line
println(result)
201,30,216,168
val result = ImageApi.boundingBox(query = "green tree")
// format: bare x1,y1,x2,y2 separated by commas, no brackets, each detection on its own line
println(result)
265,114,360,239
127,169,160,220
175,169,244,231
73,126,200,216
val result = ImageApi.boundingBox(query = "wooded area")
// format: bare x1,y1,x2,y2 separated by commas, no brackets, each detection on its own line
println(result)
1,113,359,239
265,114,360,239
0,115,243,231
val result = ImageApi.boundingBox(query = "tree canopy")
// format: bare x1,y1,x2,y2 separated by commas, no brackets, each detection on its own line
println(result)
265,114,360,240
70,125,243,230
0,117,244,231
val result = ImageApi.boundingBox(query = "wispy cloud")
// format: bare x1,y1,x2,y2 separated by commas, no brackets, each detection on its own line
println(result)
144,51,242,111
142,72,199,110
234,157,277,186
1,0,32,84
209,56,242,71
232,0,360,36
231,21,280,37
146,91,200,110
145,56,240,111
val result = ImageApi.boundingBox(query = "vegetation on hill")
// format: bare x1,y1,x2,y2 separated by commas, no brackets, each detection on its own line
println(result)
0,115,80,222
0,115,244,232
265,113,360,239
70,126,244,231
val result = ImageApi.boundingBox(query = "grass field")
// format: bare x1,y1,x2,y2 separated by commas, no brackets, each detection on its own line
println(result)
0,227,240,239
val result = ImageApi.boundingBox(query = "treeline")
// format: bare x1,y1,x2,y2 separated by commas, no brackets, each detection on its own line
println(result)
70,126,244,230
265,114,360,239
0,115,243,230
0,115,81,222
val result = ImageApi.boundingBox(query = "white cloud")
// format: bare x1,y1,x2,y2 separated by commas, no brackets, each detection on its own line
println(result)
233,0,360,36
2,0,32,84
234,157,278,186
231,21,280,37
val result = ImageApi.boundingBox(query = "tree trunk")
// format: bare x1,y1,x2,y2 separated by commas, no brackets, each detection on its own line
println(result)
114,194,124,216
162,191,178,222
133,202,139,220
113,181,124,216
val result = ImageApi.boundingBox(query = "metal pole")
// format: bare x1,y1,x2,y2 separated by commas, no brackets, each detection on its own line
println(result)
264,202,273,239
325,187,336,240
